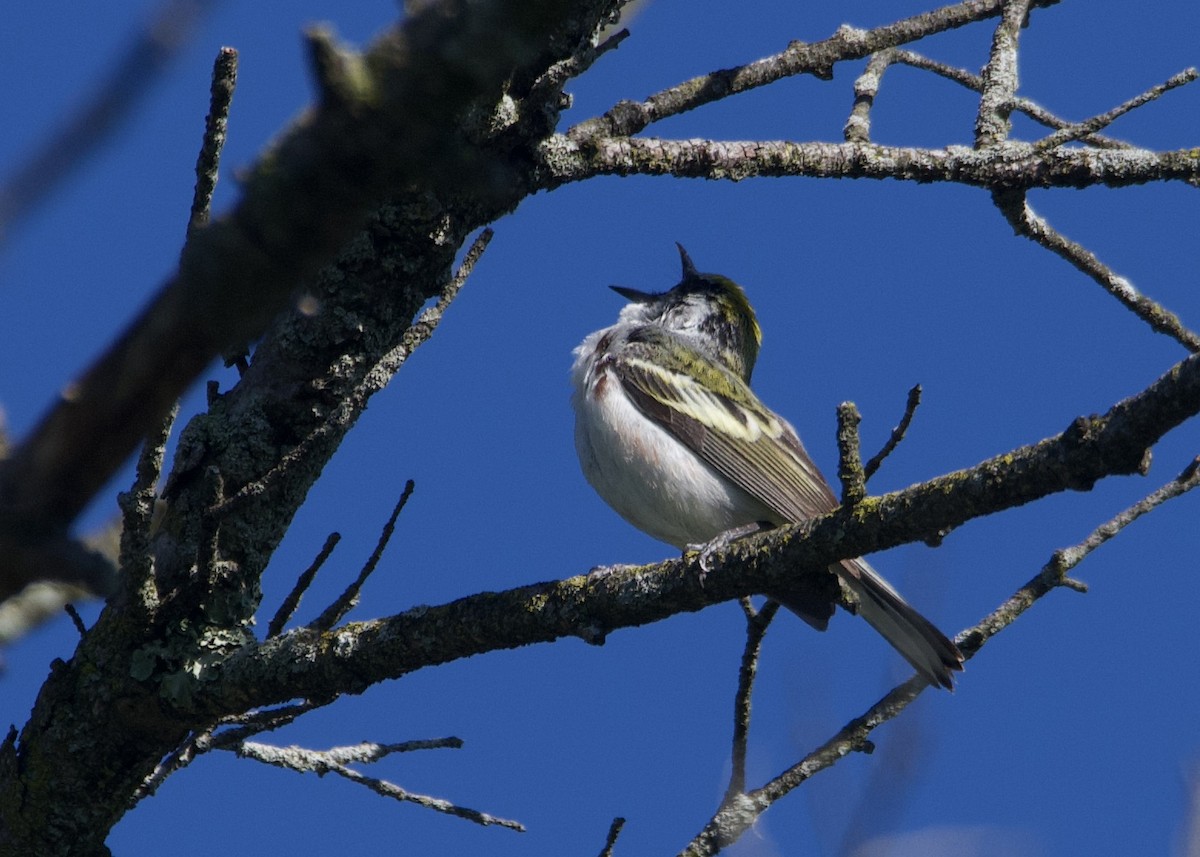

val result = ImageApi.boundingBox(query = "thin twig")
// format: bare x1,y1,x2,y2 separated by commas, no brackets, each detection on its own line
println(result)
835,402,866,505
237,739,523,831
680,455,1200,856
132,698,328,804
892,50,1130,148
311,480,415,632
998,196,1200,352
204,699,330,750
531,26,629,102
597,817,627,857
568,0,1060,141
188,47,239,237
0,582,91,644
267,532,341,637
0,0,216,237
63,603,87,637
863,384,922,481
1033,68,1199,151
725,599,778,802
122,46,237,601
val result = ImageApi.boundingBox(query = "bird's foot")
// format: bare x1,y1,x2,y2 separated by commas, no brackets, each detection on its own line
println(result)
686,521,774,579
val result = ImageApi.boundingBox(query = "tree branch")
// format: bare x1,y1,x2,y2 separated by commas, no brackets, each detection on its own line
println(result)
541,136,1200,188
211,350,1200,713
0,0,586,602
0,0,216,237
568,0,1061,140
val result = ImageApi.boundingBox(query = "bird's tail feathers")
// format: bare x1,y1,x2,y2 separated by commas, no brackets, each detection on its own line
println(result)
836,558,964,690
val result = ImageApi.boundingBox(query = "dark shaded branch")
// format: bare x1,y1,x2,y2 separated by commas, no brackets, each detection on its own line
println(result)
267,532,341,638
0,0,575,601
597,817,626,857
311,480,415,631
187,47,239,237
232,738,522,831
835,402,866,505
724,599,778,801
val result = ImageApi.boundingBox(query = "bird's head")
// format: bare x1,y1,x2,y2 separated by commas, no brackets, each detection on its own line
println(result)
612,244,762,380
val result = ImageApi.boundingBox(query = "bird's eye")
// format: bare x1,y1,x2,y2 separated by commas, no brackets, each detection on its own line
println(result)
664,304,695,330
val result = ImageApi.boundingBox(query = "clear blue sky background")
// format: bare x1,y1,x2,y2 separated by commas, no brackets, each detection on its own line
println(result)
3,1,1199,855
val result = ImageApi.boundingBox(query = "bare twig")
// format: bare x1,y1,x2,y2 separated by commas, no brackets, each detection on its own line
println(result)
0,582,91,645
725,599,779,801
531,26,629,106
0,0,216,237
237,738,464,767
863,384,922,481
974,0,1032,148
267,532,341,637
236,739,523,831
121,48,238,606
132,699,328,804
997,195,1200,352
893,50,1130,148
63,603,87,637
311,480,415,632
597,817,627,857
1033,68,1199,151
188,47,238,237
568,0,1060,140
835,402,866,506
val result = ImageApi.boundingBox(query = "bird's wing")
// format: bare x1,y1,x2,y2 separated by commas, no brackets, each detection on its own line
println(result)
614,326,964,689
613,326,838,521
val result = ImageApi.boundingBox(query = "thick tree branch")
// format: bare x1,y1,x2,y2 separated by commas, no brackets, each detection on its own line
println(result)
540,136,1200,187
0,0,589,602
0,1,620,853
209,351,1200,713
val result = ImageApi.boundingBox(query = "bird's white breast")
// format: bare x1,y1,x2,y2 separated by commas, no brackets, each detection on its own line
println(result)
571,326,766,549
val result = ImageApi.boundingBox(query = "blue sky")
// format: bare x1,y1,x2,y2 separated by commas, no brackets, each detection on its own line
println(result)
3,1,1199,855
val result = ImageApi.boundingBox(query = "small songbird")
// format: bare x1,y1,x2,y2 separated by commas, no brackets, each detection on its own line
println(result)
570,244,963,689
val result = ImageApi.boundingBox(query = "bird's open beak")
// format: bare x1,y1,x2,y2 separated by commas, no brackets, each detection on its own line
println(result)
610,285,658,303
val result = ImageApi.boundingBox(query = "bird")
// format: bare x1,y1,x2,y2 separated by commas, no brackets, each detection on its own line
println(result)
570,244,963,689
